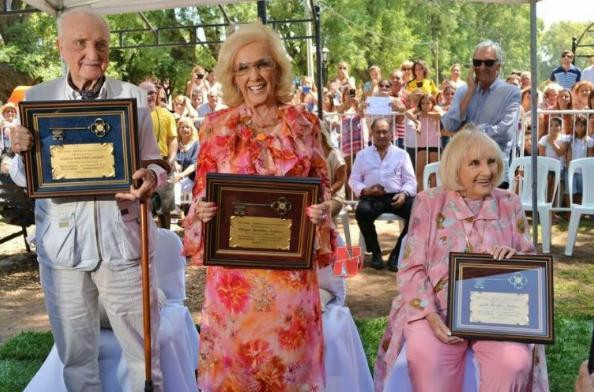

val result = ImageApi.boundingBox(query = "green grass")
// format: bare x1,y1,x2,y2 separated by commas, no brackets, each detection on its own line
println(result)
546,316,593,391
0,318,591,392
0,332,53,392
354,316,388,372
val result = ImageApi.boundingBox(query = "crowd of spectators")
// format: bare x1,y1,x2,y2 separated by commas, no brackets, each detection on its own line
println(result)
295,49,594,215
2,49,593,221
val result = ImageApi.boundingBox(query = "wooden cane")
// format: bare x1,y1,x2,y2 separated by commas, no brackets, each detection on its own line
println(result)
140,198,153,392
138,160,170,392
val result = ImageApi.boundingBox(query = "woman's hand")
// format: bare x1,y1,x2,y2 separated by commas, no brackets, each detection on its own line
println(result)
193,199,218,223
173,172,184,182
426,312,464,345
490,245,516,260
306,202,329,225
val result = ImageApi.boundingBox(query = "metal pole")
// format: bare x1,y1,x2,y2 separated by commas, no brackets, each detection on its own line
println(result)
257,0,266,24
530,0,539,247
312,3,323,119
305,0,314,79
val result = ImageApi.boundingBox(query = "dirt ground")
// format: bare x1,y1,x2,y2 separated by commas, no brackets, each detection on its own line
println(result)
1,214,592,344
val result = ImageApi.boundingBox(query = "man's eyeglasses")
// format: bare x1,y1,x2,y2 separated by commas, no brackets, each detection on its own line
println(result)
562,54,574,58
234,57,276,75
402,67,412,71
146,91,157,96
195,73,205,79
379,83,391,88
472,59,497,67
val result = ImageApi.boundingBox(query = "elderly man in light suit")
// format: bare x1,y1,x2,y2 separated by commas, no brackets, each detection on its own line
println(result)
10,8,164,392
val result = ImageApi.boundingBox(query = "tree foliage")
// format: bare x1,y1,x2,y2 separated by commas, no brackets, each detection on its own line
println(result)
539,21,592,84
0,0,592,102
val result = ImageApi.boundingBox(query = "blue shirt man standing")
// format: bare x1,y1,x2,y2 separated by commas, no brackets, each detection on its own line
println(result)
442,40,520,187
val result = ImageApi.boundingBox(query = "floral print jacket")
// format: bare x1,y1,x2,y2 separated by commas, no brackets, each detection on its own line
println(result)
374,187,549,392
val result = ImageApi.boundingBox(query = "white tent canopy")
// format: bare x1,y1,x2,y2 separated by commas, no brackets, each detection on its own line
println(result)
21,0,251,16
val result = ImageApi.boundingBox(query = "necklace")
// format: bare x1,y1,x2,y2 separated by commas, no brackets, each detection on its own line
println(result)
461,197,484,253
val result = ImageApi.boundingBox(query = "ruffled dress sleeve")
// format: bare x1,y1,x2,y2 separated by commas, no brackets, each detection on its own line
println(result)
182,115,219,265
305,112,337,268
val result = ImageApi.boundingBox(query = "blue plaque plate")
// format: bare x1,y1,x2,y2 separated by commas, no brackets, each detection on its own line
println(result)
19,99,140,198
447,253,554,344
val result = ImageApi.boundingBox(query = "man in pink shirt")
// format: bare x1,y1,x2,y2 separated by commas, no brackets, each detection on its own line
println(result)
349,118,417,271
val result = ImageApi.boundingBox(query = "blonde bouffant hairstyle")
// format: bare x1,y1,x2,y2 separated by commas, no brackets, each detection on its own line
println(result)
215,22,293,108
438,124,505,191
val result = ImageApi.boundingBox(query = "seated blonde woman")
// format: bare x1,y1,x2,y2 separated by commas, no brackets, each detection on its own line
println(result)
374,125,549,392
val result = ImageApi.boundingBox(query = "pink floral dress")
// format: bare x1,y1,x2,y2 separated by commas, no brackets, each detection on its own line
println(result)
373,187,549,392
183,104,335,391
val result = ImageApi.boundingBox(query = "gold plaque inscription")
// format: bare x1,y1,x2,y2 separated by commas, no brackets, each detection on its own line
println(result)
469,291,530,326
50,143,116,180
229,216,292,250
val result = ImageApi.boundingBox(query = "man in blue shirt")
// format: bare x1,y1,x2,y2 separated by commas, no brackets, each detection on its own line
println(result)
442,40,520,188
549,50,581,90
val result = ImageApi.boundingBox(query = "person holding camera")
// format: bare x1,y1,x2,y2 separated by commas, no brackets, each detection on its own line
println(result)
297,76,318,112
185,65,211,102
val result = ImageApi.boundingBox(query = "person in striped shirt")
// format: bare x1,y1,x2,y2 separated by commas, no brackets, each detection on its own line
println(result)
550,50,582,90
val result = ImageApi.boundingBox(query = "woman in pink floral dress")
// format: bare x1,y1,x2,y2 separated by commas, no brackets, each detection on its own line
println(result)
183,22,335,391
374,127,549,392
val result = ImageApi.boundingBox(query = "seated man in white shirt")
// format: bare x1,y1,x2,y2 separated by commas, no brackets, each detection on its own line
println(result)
349,118,417,271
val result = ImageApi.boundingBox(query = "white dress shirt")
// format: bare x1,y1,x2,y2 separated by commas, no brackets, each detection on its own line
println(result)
348,144,417,197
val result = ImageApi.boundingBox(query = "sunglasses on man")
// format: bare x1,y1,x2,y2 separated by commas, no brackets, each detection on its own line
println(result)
472,59,497,67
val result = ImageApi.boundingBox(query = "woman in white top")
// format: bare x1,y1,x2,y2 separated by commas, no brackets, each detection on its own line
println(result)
561,116,594,205
538,117,566,203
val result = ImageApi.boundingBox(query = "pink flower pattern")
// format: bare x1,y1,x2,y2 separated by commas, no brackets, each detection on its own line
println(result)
184,104,335,391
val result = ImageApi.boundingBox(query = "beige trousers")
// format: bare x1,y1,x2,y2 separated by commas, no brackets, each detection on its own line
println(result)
40,261,162,392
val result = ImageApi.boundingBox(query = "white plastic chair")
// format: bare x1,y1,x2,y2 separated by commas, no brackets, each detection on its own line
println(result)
564,158,594,256
336,207,352,250
25,229,199,392
509,156,561,253
358,213,405,255
422,162,441,191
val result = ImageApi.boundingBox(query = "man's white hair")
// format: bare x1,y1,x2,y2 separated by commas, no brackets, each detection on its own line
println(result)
56,8,110,38
474,40,503,64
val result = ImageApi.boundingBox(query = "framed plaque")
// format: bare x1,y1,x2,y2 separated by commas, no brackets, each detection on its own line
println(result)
19,99,140,198
204,173,320,269
447,253,554,344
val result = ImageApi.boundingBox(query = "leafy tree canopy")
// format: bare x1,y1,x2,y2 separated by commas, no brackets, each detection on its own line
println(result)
0,0,591,101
